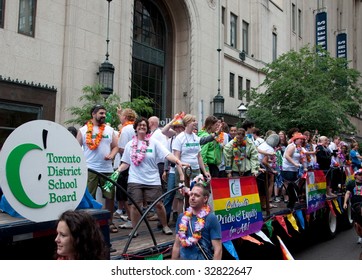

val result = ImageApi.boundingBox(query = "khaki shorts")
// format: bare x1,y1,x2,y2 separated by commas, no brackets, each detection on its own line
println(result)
87,171,115,200
127,183,163,205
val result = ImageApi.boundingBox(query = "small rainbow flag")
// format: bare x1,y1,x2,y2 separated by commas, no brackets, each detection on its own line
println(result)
210,177,264,242
306,170,326,214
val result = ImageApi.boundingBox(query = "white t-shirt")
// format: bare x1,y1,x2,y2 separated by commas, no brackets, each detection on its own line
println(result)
151,128,168,148
118,124,135,151
257,141,274,167
218,132,230,171
79,124,115,173
121,137,170,185
166,135,176,174
173,131,201,170
254,137,265,147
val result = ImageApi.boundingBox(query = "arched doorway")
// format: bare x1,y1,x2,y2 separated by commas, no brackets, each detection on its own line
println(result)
131,0,173,119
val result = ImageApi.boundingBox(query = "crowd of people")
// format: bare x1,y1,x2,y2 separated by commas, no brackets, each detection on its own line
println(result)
70,104,362,259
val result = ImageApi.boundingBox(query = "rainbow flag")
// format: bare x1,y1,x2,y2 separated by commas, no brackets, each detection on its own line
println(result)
306,170,326,214
210,177,263,242
345,165,354,183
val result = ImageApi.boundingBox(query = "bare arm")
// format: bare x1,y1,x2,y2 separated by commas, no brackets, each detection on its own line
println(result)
197,152,211,179
105,132,119,160
76,130,83,146
117,162,130,173
171,236,181,260
172,150,185,181
212,239,222,260
343,190,351,209
284,145,300,168
162,118,177,138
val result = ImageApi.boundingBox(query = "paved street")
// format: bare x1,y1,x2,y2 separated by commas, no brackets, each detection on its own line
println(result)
293,227,361,260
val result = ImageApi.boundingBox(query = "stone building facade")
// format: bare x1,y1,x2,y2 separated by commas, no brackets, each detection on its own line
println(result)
0,0,361,144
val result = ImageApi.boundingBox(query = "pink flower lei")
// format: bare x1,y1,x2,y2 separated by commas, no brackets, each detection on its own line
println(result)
178,205,211,247
131,134,151,166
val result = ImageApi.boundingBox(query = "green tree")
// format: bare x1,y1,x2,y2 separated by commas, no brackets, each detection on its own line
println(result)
246,45,362,137
65,84,153,129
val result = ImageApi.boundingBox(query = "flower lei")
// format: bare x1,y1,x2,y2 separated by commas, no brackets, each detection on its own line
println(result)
178,205,211,247
215,132,224,144
131,134,151,166
119,120,134,134
233,137,247,166
296,145,306,164
86,120,105,150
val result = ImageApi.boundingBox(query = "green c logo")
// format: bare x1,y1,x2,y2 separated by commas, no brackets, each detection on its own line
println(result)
231,182,236,195
6,143,47,209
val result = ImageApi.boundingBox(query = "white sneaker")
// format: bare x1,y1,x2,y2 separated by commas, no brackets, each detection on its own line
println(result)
162,226,173,235
119,220,133,229
357,237,362,244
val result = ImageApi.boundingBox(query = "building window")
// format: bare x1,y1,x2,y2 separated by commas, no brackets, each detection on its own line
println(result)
246,79,251,103
229,73,235,98
292,3,296,33
298,9,302,37
18,0,36,37
230,13,237,48
132,0,167,118
222,6,226,43
0,0,5,28
242,21,249,54
272,33,277,61
238,76,243,100
317,0,325,10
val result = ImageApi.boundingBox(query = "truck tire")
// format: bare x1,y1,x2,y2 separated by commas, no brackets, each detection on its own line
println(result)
339,203,354,229
324,208,337,239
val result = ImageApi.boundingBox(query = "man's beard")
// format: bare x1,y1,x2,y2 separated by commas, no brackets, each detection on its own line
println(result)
97,117,106,124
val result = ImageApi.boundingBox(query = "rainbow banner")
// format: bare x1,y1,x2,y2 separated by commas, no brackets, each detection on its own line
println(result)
345,165,354,183
210,177,263,242
306,170,326,214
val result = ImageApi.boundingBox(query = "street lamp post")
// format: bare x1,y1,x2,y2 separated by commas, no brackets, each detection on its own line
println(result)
237,102,248,121
213,0,224,119
98,0,114,99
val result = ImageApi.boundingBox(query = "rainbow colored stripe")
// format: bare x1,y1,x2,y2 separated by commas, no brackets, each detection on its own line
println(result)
210,177,264,242
306,170,326,214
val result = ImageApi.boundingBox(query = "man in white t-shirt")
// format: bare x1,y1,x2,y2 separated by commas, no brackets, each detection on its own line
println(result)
77,105,119,234
328,135,341,153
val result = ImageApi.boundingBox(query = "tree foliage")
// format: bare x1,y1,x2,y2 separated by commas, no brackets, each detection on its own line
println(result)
246,46,362,137
65,84,154,129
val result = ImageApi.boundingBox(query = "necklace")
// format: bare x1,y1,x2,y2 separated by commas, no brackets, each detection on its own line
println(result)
185,132,195,143
178,205,210,247
232,137,247,166
131,134,151,166
215,132,224,144
119,120,134,134
86,120,105,150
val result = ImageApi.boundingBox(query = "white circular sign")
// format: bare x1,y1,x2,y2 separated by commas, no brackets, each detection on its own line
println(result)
0,120,87,222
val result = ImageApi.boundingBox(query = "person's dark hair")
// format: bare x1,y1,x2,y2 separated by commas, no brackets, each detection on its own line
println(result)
252,127,262,137
287,127,299,139
90,104,106,118
67,126,78,138
133,117,150,134
203,115,218,132
241,120,255,130
55,210,107,260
